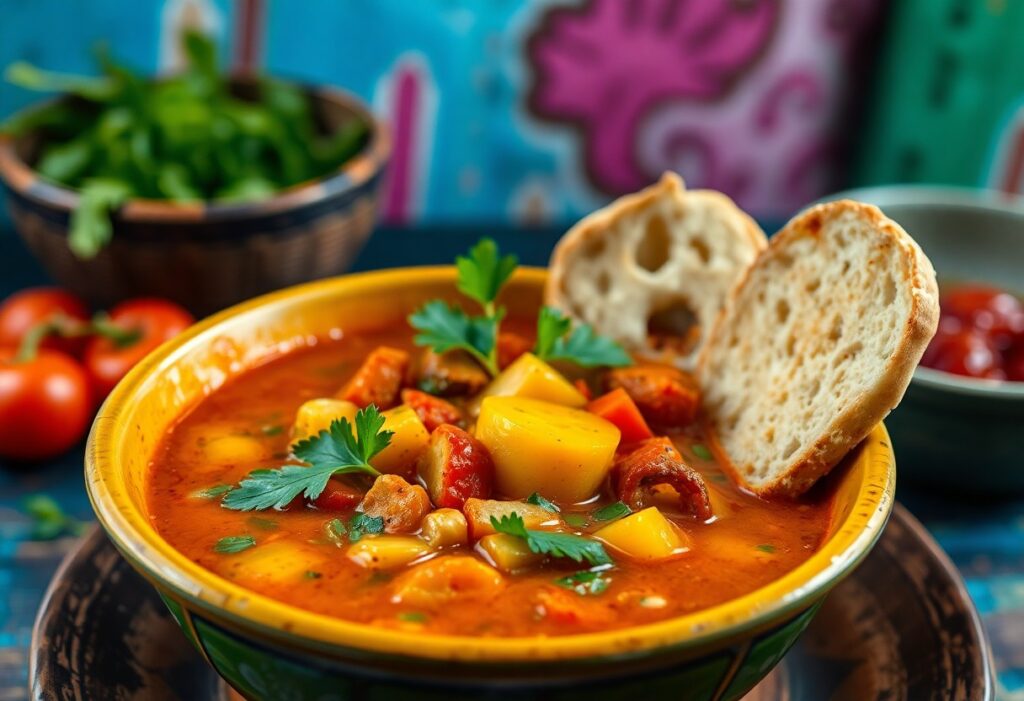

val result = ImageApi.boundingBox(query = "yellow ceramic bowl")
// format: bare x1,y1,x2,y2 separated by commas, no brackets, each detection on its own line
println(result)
85,267,895,701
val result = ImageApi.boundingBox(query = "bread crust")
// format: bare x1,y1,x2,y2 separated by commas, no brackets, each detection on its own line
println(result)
699,200,939,498
545,172,766,369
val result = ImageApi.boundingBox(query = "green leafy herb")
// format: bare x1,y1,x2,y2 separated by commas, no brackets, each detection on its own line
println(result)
261,424,284,437
214,535,255,554
456,238,518,313
490,513,611,566
325,518,348,546
555,569,612,596
22,494,86,540
408,300,498,375
247,516,278,530
2,32,369,259
592,501,631,522
692,444,713,461
398,611,428,623
534,307,631,368
222,407,391,511
191,484,234,499
526,492,560,513
348,513,385,542
755,543,776,554
304,570,323,579
562,513,589,528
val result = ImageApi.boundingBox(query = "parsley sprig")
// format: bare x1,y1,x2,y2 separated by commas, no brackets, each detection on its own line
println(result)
409,239,631,377
222,406,392,511
490,512,612,566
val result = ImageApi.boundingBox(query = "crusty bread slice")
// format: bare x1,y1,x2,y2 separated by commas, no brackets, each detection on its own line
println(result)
545,172,766,370
698,200,939,498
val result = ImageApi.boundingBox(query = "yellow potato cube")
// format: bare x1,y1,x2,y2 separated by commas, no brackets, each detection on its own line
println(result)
291,398,359,442
225,540,326,584
347,536,433,570
475,353,586,410
372,406,430,474
475,397,620,503
203,434,269,465
594,507,690,561
476,534,543,574
420,508,469,548
390,556,505,609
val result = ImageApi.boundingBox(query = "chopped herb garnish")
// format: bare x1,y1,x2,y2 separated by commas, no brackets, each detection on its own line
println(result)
555,569,611,596
304,570,322,579
490,513,611,566
261,424,284,437
221,406,391,511
592,501,631,522
692,444,713,461
22,494,86,540
755,543,776,554
562,513,589,528
214,535,255,554
534,306,631,368
398,611,428,623
526,492,560,513
348,513,385,542
192,484,234,499
325,518,348,546
247,516,278,530
409,240,630,375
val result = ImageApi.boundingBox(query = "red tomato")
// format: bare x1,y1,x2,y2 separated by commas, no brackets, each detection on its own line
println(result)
0,288,89,357
312,479,364,511
0,348,92,460
941,285,1024,347
83,299,194,399
1006,343,1024,382
921,328,1005,379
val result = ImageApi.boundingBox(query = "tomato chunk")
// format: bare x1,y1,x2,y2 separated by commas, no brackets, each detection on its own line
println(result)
312,479,364,511
337,346,410,409
400,389,463,432
605,364,700,429
496,331,532,370
359,474,431,533
587,388,654,443
614,438,712,520
417,424,494,509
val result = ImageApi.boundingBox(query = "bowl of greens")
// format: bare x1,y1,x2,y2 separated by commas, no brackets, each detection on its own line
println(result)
0,33,389,316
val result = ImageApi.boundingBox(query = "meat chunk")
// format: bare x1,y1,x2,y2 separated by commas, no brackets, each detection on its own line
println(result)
462,498,560,540
400,389,464,432
605,364,700,429
417,349,489,397
417,424,494,509
359,474,432,533
496,331,532,370
337,346,410,409
614,438,712,520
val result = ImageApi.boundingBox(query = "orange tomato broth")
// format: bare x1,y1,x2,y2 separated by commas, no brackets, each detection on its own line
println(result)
147,320,838,638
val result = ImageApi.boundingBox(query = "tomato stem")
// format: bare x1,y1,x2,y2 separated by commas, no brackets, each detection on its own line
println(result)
89,313,142,348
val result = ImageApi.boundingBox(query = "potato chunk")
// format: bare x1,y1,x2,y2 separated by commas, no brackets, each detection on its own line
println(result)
225,540,326,585
462,498,559,540
291,398,359,442
475,396,620,503
347,536,433,570
202,434,268,465
593,507,690,561
373,405,430,475
420,508,469,548
477,533,543,574
390,556,505,609
417,424,494,509
359,475,432,533
337,346,409,409
475,353,586,409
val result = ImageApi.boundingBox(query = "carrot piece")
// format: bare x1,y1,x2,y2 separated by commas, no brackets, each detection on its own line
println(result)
496,332,532,370
337,346,410,409
400,389,463,432
587,388,654,443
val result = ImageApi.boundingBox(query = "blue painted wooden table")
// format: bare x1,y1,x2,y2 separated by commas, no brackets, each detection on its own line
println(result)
1,229,1022,700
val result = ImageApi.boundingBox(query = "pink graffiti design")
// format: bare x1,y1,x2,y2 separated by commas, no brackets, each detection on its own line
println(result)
526,0,779,196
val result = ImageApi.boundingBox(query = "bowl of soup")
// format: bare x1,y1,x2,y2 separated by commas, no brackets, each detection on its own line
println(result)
85,266,895,700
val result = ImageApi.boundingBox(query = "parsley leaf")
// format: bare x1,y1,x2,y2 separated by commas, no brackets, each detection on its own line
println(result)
214,535,255,553
563,513,589,528
222,407,389,511
191,484,233,499
555,569,612,596
348,513,385,542
593,502,631,522
526,492,560,513
490,513,612,566
408,300,498,375
756,543,776,554
456,238,518,310
534,307,631,368
22,494,86,540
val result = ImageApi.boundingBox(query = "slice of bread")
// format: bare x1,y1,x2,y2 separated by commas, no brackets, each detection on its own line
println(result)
545,172,766,370
698,200,939,498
